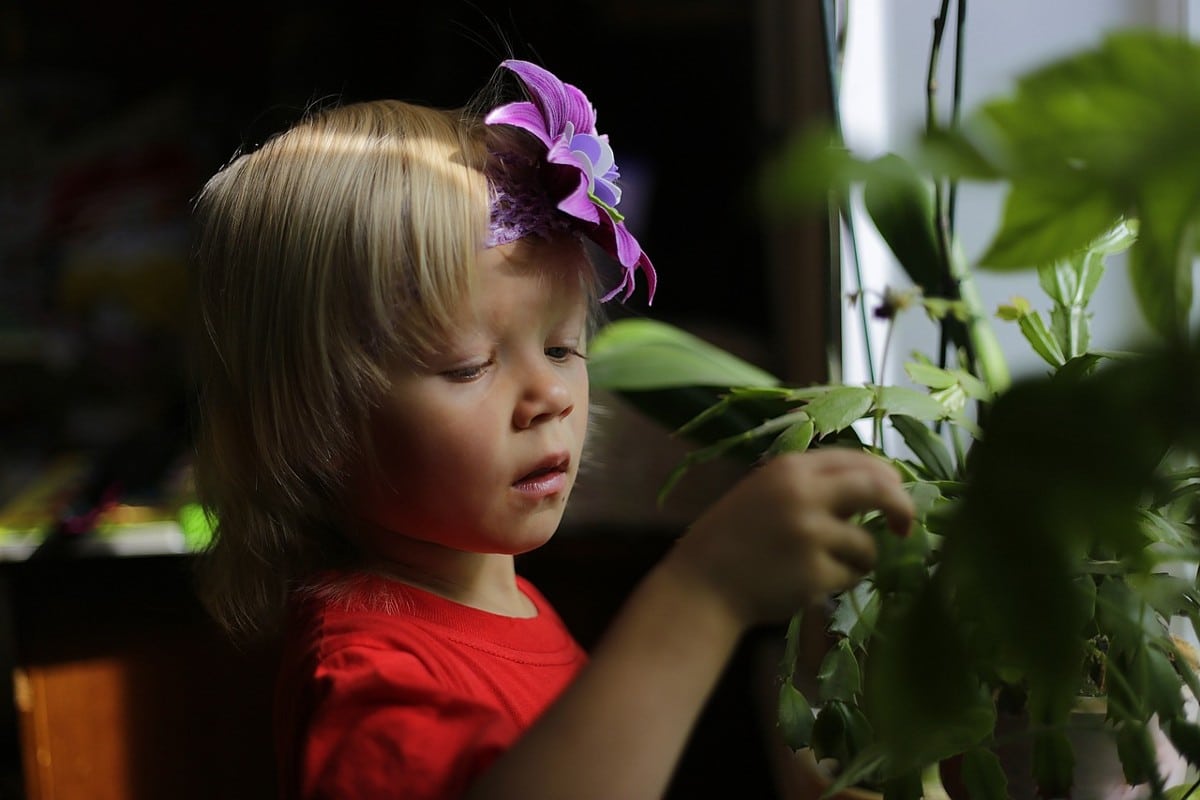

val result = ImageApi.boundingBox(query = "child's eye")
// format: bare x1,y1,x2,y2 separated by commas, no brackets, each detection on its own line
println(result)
441,360,492,382
546,346,586,362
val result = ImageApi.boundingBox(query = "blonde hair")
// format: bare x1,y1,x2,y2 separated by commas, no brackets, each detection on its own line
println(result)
192,100,511,637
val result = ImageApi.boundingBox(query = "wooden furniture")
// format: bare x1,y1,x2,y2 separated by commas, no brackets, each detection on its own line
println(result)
3,554,276,800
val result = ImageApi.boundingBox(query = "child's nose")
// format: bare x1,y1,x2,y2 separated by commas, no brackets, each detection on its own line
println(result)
513,362,574,429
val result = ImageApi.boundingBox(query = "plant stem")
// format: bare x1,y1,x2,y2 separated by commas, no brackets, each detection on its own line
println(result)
926,1,980,385
950,421,967,471
875,314,898,447
926,0,955,313
924,0,951,135
948,0,967,233
920,762,952,800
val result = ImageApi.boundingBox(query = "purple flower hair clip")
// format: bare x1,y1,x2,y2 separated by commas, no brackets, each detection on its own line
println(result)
485,59,656,303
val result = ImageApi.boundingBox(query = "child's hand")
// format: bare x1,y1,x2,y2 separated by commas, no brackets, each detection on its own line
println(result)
668,449,914,628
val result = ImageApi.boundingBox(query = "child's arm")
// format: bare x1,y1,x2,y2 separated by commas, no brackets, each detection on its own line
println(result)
466,449,913,800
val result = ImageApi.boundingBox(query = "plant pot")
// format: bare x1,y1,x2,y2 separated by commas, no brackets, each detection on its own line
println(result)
774,699,1189,800
992,697,1188,800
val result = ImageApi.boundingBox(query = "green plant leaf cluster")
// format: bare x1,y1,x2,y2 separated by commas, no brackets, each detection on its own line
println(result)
589,27,1200,800
948,32,1200,341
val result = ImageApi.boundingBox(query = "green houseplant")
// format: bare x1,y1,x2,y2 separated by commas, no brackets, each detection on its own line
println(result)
588,24,1200,800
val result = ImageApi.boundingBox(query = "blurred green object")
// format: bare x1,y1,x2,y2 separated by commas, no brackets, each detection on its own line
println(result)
178,503,214,552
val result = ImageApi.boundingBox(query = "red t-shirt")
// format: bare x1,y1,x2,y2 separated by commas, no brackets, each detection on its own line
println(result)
275,571,588,800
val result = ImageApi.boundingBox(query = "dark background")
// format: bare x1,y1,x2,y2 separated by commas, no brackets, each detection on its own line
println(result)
2,0,773,500
0,1,816,796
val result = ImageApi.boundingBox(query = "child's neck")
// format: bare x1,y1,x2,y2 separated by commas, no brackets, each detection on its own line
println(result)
363,538,536,619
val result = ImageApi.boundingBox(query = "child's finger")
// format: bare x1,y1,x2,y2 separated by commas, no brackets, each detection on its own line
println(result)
816,551,873,597
825,468,915,537
822,519,878,574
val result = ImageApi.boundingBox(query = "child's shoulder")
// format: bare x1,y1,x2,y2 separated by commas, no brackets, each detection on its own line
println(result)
285,570,580,665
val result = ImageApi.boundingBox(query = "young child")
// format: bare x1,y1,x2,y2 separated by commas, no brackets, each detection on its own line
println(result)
191,60,913,800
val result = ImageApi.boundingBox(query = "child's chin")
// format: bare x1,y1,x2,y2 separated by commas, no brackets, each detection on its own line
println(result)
500,522,564,556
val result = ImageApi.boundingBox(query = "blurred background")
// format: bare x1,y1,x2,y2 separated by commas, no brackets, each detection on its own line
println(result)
1,0,800,551
0,1,829,798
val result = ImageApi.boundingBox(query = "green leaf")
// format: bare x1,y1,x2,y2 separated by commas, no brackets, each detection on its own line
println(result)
961,748,1008,800
921,296,970,322
918,125,1004,180
1049,304,1089,361
1116,722,1162,790
907,480,946,517
863,585,992,770
1126,572,1199,619
904,361,958,389
615,386,769,448
882,770,924,800
803,386,875,436
1129,180,1197,342
979,178,1121,270
1090,218,1139,259
765,417,815,457
810,701,848,763
996,296,1033,320
829,580,882,649
1041,251,1098,360
817,638,862,704
953,244,1013,395
963,32,1200,340
1143,645,1185,722
870,522,932,597
1163,718,1200,765
777,681,816,751
760,123,859,214
656,410,811,504
782,611,803,676
890,415,955,481
1037,258,1078,308
843,702,875,759
1071,574,1098,632
1013,309,1067,368
1137,509,1194,550
1105,656,1146,722
1032,730,1075,799
825,746,888,798
874,385,948,421
588,318,779,390
861,154,944,294
950,368,994,401
1053,353,1104,382
1098,578,1162,650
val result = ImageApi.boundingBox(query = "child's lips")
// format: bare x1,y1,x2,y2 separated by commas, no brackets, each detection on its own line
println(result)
512,454,570,497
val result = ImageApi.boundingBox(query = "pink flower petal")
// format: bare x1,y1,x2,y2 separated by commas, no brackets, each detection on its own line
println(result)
501,60,596,135
599,272,632,303
484,101,553,148
610,220,642,268
588,221,656,304
557,174,601,224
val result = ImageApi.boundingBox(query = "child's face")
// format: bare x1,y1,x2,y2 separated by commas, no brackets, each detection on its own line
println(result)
348,235,591,558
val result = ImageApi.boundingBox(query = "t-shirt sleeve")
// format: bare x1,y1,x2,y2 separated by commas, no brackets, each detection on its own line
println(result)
297,644,516,800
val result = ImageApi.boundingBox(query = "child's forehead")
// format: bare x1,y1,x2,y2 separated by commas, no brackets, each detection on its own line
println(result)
447,236,592,327
477,236,592,295
492,233,588,268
